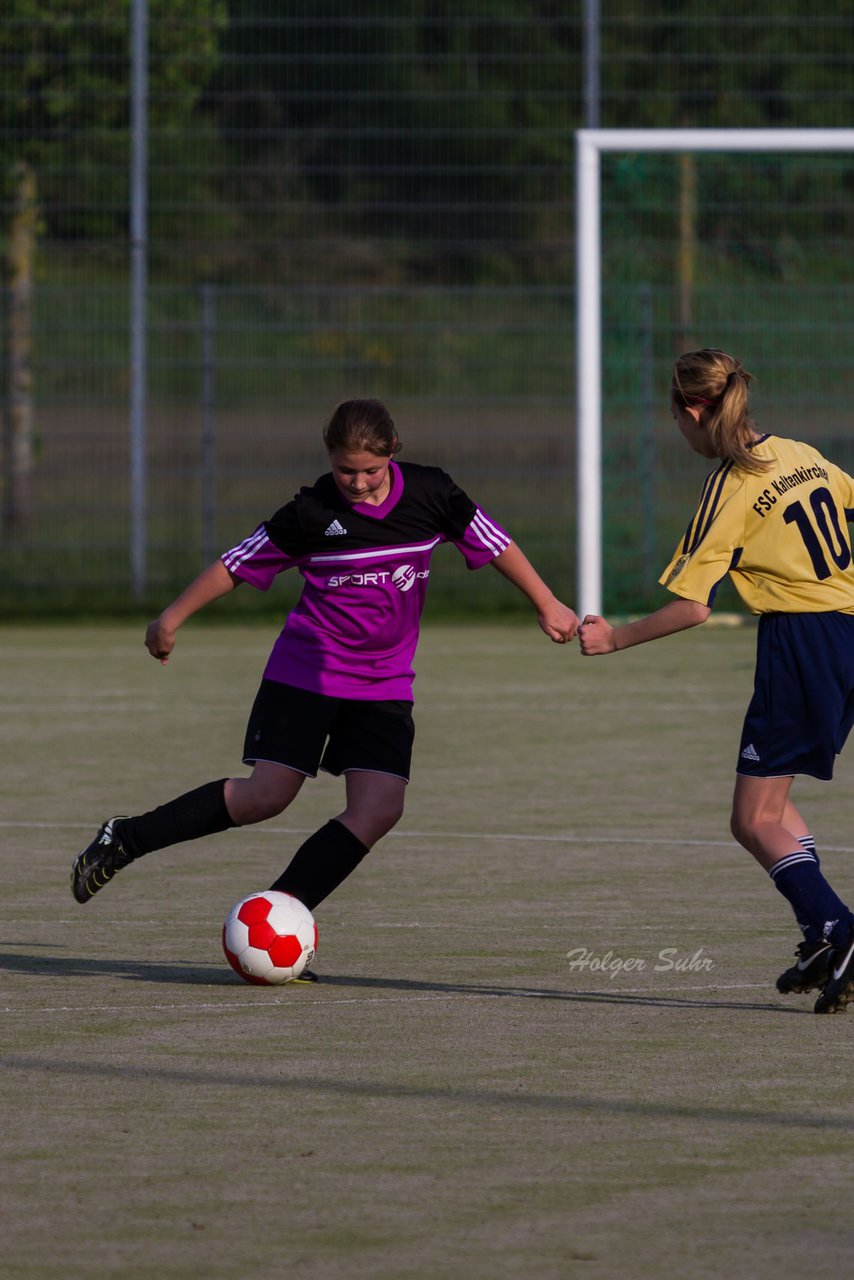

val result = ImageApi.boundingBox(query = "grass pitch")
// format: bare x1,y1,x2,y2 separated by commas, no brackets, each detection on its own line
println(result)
2,620,854,1280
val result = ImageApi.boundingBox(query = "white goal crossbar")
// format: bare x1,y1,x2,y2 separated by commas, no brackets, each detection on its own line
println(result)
575,128,854,619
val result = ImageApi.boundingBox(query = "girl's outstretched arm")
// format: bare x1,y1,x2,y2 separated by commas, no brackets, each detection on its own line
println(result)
489,542,579,643
145,559,239,664
579,597,711,655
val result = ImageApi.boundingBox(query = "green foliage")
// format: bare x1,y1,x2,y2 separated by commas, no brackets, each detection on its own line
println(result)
0,0,226,239
2,4,851,282
601,0,854,128
202,1,579,282
601,152,854,286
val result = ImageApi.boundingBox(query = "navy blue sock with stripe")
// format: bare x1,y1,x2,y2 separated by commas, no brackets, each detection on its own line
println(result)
793,835,822,943
799,835,817,860
769,848,852,947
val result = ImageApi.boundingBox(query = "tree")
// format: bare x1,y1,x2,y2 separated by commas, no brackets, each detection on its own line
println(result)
205,0,580,282
0,0,225,534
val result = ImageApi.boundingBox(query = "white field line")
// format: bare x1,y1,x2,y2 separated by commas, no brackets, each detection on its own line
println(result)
0,982,772,1017
6,817,854,854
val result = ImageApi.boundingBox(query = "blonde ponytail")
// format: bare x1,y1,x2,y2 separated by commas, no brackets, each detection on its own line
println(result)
672,349,766,474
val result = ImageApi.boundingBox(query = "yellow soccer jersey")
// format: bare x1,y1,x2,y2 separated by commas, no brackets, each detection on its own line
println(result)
661,435,854,614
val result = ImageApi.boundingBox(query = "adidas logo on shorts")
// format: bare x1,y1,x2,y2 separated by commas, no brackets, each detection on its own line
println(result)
740,743,761,762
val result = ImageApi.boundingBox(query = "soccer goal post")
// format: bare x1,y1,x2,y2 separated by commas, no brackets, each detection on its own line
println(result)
575,128,854,620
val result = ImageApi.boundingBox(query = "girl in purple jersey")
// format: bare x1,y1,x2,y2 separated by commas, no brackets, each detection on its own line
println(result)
71,398,578,971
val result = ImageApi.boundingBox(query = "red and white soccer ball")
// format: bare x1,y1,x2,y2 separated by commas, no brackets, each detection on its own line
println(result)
222,891,318,985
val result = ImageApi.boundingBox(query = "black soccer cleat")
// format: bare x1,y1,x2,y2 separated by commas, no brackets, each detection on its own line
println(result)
814,929,854,1015
71,817,134,903
289,968,319,984
776,939,833,995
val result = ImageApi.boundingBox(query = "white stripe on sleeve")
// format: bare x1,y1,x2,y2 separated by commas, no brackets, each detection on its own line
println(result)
470,509,510,556
222,525,270,572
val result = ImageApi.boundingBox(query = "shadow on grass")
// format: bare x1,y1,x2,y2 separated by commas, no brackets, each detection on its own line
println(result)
0,950,232,986
0,949,810,1013
0,1049,848,1133
318,972,805,1015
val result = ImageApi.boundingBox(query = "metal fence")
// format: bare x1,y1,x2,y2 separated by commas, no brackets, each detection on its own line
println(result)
1,3,852,615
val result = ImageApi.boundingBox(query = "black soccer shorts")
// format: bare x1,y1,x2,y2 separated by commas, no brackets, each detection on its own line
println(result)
242,679,414,781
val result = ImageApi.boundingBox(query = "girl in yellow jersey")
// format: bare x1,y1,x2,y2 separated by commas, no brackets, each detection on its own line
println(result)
580,348,854,1014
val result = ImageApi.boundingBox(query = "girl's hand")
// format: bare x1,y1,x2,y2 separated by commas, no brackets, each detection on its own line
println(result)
145,618,177,664
578,614,617,655
538,601,580,643
141,561,238,665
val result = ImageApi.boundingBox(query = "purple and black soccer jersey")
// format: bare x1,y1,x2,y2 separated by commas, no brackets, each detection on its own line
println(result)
222,460,510,700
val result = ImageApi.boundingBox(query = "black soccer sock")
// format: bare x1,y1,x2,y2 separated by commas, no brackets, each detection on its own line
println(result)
269,819,369,911
115,779,235,858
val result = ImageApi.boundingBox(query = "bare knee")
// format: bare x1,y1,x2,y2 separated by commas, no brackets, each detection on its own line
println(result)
341,789,405,848
730,775,790,855
373,793,406,836
225,769,304,826
730,807,750,849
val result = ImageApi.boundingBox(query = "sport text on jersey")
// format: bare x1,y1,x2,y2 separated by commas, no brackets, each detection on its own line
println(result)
326,565,430,592
752,463,830,518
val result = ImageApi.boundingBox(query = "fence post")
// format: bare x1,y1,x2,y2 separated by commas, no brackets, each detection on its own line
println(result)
200,283,217,565
129,0,149,600
2,161,37,538
639,284,656,595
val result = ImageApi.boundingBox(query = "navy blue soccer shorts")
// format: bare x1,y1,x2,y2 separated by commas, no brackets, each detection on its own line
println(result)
242,679,415,781
737,611,854,781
